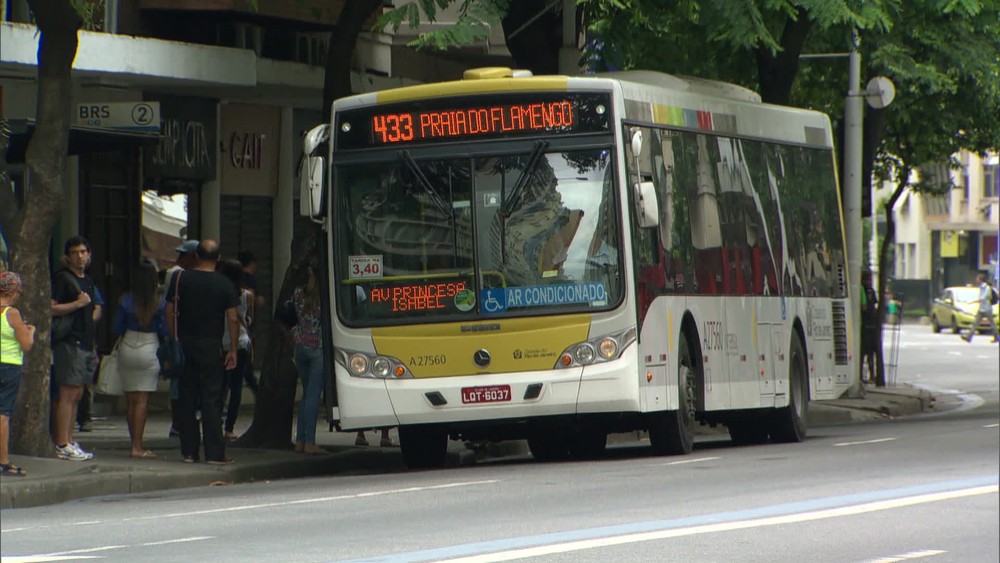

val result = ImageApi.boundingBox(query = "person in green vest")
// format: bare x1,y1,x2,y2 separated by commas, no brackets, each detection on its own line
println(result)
1,271,36,476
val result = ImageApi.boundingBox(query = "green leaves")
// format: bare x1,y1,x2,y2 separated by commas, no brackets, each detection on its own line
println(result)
376,0,508,50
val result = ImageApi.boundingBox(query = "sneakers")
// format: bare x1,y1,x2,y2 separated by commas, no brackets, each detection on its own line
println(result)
56,442,94,461
355,435,369,446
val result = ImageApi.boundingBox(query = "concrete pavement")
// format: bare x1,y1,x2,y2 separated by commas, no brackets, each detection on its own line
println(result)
0,383,935,509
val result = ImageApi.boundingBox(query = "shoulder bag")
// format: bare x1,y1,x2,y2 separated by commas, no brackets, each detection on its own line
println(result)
95,338,124,396
52,271,82,344
157,270,185,379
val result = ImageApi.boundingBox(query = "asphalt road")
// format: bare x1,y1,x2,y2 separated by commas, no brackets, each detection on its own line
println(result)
2,325,997,563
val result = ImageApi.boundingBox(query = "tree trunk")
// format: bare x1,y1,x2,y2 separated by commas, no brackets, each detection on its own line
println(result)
874,169,910,388
9,0,81,457
755,10,812,105
239,0,382,449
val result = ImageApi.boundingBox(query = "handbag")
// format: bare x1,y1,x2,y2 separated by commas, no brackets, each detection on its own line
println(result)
159,270,185,379
158,335,184,379
95,339,124,396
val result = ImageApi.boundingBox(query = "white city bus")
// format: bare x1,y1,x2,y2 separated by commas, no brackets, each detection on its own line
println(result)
300,67,855,468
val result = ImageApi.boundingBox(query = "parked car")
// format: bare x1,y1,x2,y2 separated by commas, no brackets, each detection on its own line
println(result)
930,286,1000,333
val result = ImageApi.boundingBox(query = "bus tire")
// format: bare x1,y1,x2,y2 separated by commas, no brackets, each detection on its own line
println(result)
770,335,809,443
649,331,697,455
398,425,448,469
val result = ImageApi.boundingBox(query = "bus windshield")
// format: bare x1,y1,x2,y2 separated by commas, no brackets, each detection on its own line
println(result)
334,147,623,326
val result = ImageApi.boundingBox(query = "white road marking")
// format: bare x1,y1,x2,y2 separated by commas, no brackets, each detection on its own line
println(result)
650,456,721,466
984,423,999,428
833,437,897,447
138,536,213,547
44,545,127,555
430,485,996,563
0,558,99,562
866,549,947,562
1,480,496,534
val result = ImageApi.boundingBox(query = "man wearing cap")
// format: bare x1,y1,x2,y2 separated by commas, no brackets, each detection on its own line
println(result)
164,240,198,437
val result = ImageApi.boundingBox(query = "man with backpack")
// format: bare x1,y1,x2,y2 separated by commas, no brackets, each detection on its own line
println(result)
962,272,999,343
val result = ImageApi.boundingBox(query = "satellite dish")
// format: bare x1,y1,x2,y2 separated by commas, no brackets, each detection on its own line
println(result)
865,76,896,109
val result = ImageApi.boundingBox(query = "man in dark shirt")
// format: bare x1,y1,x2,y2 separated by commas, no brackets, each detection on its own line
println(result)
50,236,103,461
165,240,239,464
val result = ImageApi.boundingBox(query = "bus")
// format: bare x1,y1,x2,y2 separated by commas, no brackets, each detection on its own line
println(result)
299,67,855,468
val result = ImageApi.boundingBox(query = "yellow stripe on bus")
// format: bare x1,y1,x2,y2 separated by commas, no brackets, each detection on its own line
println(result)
372,315,590,377
375,77,571,104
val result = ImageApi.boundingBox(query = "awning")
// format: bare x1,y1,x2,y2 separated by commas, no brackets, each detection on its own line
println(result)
4,119,162,163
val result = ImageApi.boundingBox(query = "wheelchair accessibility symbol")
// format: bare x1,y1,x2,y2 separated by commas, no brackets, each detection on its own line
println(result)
480,288,507,314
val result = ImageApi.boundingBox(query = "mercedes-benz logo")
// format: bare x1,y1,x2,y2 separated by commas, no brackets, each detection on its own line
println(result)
473,348,491,367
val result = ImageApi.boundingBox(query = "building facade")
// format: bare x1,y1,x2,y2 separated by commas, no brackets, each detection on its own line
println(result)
883,151,1000,315
1,0,512,352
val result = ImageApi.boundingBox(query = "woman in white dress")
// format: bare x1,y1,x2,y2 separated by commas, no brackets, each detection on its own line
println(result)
112,260,167,458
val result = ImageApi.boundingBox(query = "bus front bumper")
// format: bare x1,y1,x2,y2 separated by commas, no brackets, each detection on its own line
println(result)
334,351,640,430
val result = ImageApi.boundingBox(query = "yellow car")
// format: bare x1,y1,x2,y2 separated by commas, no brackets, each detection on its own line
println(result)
930,286,1000,334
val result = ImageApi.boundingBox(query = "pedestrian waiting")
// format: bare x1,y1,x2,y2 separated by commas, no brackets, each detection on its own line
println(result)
1,271,36,477
165,240,239,465
112,259,168,459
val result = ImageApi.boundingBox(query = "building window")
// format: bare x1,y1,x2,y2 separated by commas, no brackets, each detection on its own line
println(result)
985,162,999,198
896,243,908,278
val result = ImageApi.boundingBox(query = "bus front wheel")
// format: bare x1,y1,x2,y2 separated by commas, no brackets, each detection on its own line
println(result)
649,331,697,455
398,425,448,469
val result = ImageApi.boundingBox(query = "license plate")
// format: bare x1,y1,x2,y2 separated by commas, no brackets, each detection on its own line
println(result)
461,385,512,404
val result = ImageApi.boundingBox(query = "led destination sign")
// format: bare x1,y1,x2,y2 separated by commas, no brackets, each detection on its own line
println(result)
369,281,470,313
372,101,575,145
336,92,612,150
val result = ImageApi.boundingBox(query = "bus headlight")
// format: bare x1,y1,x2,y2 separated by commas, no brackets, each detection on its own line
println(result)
336,348,413,379
349,354,368,376
554,327,636,369
371,357,391,378
598,337,618,359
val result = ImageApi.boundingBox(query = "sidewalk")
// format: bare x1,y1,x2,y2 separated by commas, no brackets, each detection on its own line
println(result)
0,383,935,509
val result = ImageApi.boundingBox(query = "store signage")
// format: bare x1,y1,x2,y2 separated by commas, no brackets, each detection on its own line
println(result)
76,102,160,132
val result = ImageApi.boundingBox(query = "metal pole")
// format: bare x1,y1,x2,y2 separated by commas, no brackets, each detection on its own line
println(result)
844,33,865,395
558,0,578,74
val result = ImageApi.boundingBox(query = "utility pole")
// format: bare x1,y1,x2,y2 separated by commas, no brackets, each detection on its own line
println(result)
844,34,864,395
558,0,577,74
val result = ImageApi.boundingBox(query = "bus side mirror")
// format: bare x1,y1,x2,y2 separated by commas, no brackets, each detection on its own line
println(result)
300,124,329,219
633,181,659,228
299,155,325,218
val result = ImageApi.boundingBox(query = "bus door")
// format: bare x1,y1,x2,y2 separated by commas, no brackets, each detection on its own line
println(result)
724,296,756,406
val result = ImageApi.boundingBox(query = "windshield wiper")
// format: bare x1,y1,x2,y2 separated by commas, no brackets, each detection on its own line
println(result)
398,150,452,218
501,140,549,217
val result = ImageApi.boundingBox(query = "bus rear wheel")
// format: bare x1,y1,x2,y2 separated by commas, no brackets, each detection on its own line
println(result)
398,425,448,469
649,331,696,455
770,335,809,443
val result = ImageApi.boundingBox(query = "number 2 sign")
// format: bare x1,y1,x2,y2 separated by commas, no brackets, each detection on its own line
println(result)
349,255,383,279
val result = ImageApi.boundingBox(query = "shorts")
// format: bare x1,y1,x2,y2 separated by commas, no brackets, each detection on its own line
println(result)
53,341,99,387
0,363,23,417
